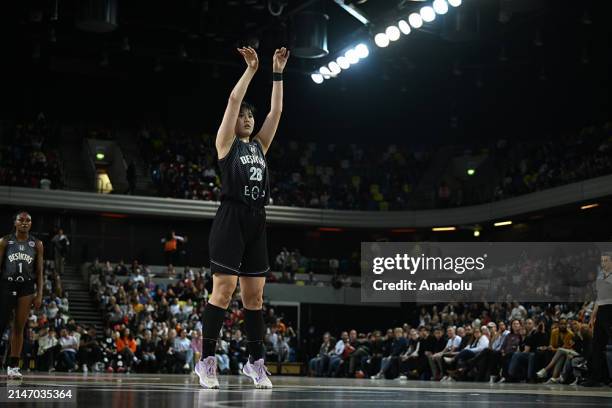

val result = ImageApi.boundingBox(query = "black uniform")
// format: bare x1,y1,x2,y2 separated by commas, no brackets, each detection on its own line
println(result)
0,234,38,336
209,138,270,277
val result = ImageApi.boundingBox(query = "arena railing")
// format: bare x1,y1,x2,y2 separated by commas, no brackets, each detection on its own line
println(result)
1,174,611,228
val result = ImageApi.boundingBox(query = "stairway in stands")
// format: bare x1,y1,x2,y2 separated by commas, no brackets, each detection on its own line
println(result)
62,265,104,335
59,126,95,192
115,130,156,195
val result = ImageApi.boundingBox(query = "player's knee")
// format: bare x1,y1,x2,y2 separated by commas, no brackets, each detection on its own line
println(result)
242,294,263,310
210,288,234,308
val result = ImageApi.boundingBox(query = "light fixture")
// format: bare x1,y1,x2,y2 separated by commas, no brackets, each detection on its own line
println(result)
473,230,480,237
420,6,436,22
580,203,599,210
467,168,475,176
494,221,512,227
96,153,105,160
354,43,369,58
432,226,456,232
319,66,332,76
374,33,390,48
345,49,359,64
408,13,423,29
337,56,350,69
328,61,341,75
448,0,462,7
311,73,324,84
386,25,401,41
432,0,449,15
398,20,411,35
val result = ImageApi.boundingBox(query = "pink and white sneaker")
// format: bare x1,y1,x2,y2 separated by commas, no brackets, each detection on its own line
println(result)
242,358,273,389
194,356,219,389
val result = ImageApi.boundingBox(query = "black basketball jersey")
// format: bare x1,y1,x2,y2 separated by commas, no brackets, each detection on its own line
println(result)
218,137,270,208
2,234,38,281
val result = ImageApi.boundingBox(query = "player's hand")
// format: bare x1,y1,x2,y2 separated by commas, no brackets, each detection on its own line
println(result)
238,47,259,71
273,47,290,73
33,294,42,309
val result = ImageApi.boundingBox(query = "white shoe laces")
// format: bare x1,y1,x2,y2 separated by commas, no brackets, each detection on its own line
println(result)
204,359,217,377
253,361,271,382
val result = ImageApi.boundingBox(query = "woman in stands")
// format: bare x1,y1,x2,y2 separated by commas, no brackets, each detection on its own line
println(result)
0,211,43,379
194,46,289,389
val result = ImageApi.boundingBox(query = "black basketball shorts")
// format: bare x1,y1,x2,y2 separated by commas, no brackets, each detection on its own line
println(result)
209,200,270,277
0,279,36,312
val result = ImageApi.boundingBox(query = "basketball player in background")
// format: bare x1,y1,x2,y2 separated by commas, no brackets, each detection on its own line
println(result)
0,211,44,379
194,45,289,389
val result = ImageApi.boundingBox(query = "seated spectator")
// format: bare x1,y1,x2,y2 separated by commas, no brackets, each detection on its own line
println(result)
508,319,548,382
139,330,158,373
173,329,193,371
215,332,231,375
36,327,58,372
431,326,462,381
449,326,490,379
371,327,407,379
58,328,78,371
398,328,421,378
536,318,575,383
327,331,348,377
77,327,103,372
228,329,247,374
116,328,138,372
478,319,521,383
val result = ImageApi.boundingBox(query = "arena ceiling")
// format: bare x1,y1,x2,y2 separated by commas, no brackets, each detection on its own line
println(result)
8,0,611,144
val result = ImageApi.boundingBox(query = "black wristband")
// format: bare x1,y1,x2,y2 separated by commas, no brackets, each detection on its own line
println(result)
272,72,283,81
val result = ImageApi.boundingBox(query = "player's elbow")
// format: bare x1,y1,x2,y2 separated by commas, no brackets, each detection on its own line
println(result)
269,109,282,119
228,93,241,104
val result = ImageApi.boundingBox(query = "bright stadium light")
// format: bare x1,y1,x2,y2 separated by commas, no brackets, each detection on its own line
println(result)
320,66,332,77
336,56,350,69
374,32,390,48
355,43,369,59
311,73,324,84
408,13,423,29
345,49,359,64
448,0,462,7
420,6,436,22
328,61,341,75
433,0,449,15
398,19,411,35
386,25,401,41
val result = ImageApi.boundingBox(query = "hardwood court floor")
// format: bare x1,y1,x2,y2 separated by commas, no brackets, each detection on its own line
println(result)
2,373,611,407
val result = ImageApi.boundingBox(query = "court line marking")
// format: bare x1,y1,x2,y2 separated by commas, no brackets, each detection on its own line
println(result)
26,382,612,399
205,399,610,407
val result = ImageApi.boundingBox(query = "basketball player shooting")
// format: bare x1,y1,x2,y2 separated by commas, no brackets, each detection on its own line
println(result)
194,46,289,389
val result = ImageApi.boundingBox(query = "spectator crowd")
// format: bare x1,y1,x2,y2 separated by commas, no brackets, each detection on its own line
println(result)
86,259,297,374
307,301,604,387
0,115,63,190
136,122,612,211
6,254,608,389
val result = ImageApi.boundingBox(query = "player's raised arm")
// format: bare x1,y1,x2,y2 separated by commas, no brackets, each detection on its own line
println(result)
216,46,259,159
254,47,290,155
